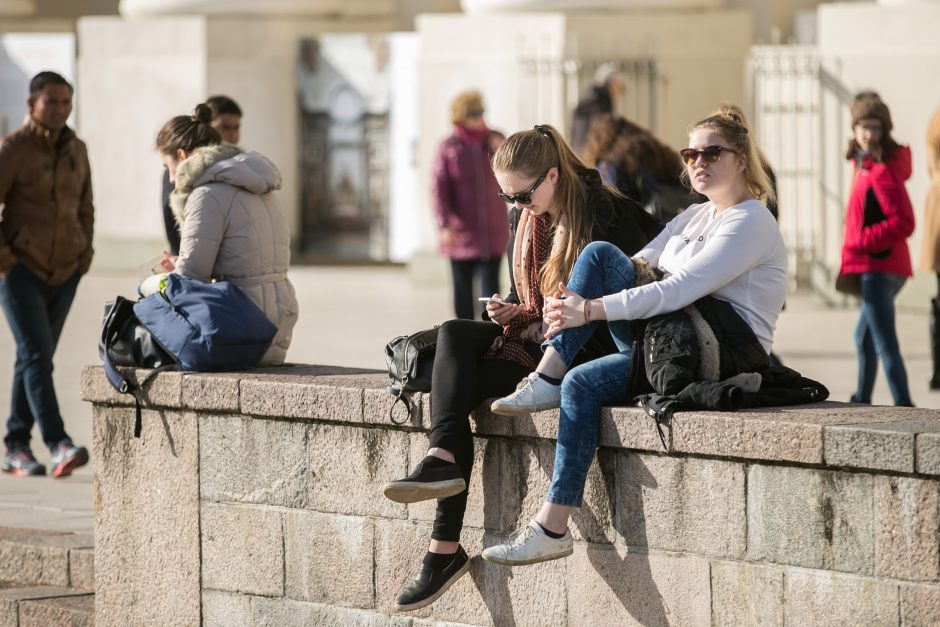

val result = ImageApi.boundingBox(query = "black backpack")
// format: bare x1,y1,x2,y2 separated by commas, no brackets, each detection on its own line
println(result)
384,327,438,425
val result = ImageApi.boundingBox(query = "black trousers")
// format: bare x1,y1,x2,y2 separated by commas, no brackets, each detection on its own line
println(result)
427,319,539,541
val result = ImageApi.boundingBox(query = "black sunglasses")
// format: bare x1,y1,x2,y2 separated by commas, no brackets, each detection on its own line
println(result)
497,170,549,205
679,145,736,166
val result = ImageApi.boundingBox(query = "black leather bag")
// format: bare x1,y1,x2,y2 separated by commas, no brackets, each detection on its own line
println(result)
99,297,175,369
385,327,438,425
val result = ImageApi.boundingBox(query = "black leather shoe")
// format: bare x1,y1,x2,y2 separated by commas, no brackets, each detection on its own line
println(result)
395,547,470,612
383,456,465,503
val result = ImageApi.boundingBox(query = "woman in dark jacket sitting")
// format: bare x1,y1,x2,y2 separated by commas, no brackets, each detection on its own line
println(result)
381,124,661,611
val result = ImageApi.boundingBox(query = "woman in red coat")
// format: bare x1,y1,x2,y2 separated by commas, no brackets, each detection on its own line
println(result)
838,92,915,406
431,91,509,319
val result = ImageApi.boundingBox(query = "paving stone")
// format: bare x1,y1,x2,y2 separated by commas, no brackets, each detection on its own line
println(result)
671,411,824,464
252,597,413,627
284,510,374,608
80,365,182,408
599,406,668,453
92,406,200,627
747,465,874,574
875,475,940,582
710,560,784,627
181,372,240,411
916,431,940,476
240,378,363,423
783,568,898,626
900,582,940,626
372,518,488,623
0,532,92,587
497,439,557,534
407,433,501,532
566,544,711,626
307,423,409,518
617,454,745,559
68,547,94,591
825,421,919,473
201,503,284,597
202,590,253,627
0,587,90,627
200,414,308,507
481,531,568,626
18,594,94,627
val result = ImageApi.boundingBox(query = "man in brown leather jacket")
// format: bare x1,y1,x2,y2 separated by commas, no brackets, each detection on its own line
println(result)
0,71,92,478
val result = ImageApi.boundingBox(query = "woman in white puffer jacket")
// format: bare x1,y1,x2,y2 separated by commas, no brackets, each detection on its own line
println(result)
152,103,298,365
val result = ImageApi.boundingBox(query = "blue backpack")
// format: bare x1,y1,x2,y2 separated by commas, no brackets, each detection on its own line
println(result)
101,274,277,436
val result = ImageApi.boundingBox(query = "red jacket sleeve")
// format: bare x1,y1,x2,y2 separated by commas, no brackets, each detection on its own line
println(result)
857,151,915,254
431,140,457,230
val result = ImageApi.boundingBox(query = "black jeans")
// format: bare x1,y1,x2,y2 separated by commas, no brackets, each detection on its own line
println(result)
0,265,80,450
449,258,501,320
427,319,539,541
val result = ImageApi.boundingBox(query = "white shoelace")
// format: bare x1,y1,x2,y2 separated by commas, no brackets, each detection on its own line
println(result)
507,523,537,549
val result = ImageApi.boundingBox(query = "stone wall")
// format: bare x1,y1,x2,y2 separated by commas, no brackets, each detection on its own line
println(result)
81,365,940,626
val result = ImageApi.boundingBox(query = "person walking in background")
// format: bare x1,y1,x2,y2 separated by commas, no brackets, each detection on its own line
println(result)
569,63,624,154
838,91,915,406
0,71,93,478
149,103,297,365
918,104,940,389
383,124,661,611
432,90,509,320
162,95,242,256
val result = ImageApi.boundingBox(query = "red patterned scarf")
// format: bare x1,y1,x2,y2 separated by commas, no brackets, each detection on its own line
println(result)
484,210,553,369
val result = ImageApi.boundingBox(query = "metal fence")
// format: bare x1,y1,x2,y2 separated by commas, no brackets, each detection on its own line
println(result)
747,45,855,291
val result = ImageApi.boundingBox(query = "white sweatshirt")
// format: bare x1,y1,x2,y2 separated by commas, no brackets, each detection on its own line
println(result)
602,200,788,353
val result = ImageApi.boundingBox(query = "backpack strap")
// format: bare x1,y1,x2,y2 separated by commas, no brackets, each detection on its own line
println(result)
102,344,177,437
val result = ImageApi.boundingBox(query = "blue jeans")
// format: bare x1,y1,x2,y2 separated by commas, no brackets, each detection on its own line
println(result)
0,265,80,450
852,272,912,406
543,242,637,507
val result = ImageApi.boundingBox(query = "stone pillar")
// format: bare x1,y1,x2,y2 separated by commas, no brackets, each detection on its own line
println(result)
119,0,394,18
0,0,34,16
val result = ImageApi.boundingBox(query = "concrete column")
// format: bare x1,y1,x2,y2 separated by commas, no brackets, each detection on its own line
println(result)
461,0,722,11
119,0,394,17
0,0,34,16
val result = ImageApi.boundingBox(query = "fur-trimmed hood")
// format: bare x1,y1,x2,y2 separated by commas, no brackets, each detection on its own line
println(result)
170,144,282,226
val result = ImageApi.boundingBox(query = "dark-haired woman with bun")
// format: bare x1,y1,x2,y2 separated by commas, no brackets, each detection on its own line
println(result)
381,124,661,611
144,103,297,364
484,105,787,566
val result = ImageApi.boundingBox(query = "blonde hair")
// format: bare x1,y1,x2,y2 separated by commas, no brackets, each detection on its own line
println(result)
684,104,776,207
492,124,597,295
450,90,484,126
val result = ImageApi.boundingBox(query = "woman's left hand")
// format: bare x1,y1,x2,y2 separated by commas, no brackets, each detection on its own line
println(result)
543,282,586,339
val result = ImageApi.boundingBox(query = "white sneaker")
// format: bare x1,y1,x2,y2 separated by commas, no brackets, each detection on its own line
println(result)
481,520,573,566
490,373,561,416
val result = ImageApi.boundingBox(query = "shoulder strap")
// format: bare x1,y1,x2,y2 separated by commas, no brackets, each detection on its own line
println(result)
388,389,421,426
102,344,177,437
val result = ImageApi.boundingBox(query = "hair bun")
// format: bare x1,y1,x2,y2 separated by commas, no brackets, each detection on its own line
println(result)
713,103,749,132
192,103,214,125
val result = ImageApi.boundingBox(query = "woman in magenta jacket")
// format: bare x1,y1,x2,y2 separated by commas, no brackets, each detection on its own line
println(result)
432,90,510,319
838,92,915,406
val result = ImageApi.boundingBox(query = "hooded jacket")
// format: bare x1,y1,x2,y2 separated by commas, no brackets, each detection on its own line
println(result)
171,144,298,365
839,145,915,277
0,119,94,284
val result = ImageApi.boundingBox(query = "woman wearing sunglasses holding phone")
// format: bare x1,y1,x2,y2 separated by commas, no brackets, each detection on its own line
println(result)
382,124,661,611
484,106,787,566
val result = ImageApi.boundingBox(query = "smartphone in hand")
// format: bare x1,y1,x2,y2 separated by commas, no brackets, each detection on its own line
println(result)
478,296,507,305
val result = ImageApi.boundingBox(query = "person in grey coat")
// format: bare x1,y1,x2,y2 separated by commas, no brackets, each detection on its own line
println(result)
147,103,298,365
